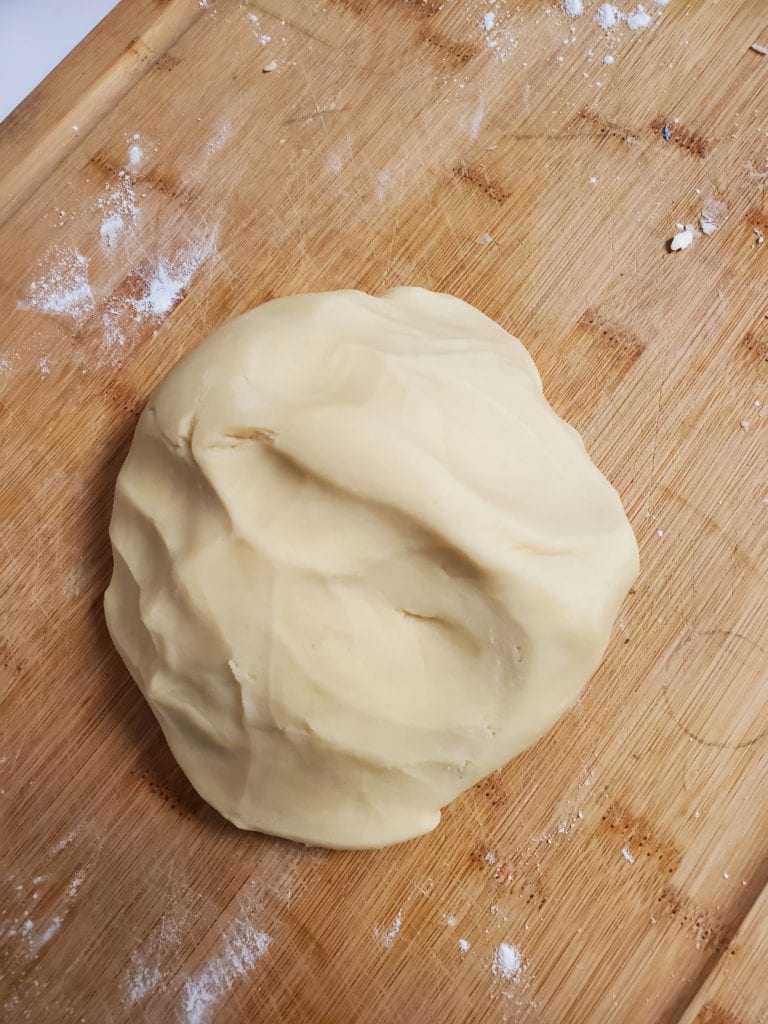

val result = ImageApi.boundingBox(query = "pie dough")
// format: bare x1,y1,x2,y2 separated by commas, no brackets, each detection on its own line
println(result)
105,288,638,848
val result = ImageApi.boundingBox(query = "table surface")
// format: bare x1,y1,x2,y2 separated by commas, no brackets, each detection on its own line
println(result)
1,1,767,1022
0,0,118,122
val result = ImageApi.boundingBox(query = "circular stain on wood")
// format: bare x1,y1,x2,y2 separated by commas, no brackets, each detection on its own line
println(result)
660,630,768,749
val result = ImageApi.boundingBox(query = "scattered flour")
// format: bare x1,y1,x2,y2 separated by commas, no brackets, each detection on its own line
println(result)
480,4,515,60
245,10,271,44
126,961,164,1004
50,826,84,854
458,938,471,953
132,230,219,320
182,920,271,1024
492,942,523,982
563,0,584,16
621,846,636,863
18,250,94,322
100,213,125,250
98,173,139,225
66,872,85,899
27,917,63,955
99,227,218,366
374,909,403,949
1,355,13,373
596,3,655,30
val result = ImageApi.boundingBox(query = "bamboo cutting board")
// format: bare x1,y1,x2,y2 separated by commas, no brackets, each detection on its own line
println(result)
1,1,767,1021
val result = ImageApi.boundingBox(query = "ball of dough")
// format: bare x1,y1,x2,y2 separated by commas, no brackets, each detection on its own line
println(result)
105,288,638,849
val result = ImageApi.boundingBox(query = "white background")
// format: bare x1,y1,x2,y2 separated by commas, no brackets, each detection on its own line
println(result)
0,0,118,121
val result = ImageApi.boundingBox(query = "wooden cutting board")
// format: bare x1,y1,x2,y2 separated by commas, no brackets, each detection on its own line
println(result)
1,1,767,1021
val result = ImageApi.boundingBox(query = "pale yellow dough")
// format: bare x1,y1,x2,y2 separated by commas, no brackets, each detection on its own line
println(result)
105,288,638,849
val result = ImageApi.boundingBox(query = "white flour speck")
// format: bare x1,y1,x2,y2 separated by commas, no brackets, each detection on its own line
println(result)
626,5,652,30
182,921,271,1024
564,0,584,16
621,846,635,863
0,355,12,373
18,250,94,322
38,356,51,376
493,943,522,981
445,914,457,927
483,11,496,31
596,4,620,29
128,143,143,168
458,938,471,953
670,228,695,251
374,909,403,949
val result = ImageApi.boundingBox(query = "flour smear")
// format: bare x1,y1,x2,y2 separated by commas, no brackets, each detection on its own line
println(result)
182,918,271,1024
133,230,218,320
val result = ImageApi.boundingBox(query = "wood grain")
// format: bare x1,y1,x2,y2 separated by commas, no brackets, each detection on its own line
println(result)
1,1,767,1022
